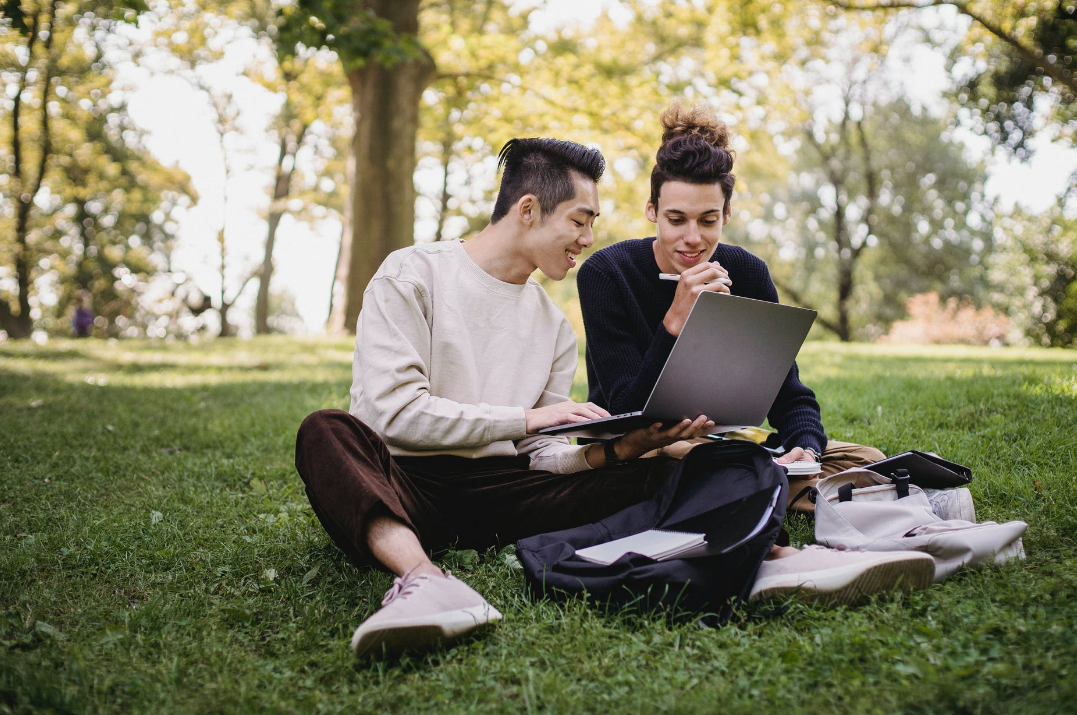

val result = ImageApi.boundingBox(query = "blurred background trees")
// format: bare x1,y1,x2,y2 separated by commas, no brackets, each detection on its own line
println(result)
1,0,197,339
1,0,1074,346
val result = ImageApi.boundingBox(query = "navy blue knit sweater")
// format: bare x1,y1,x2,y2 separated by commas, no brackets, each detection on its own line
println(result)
577,237,827,454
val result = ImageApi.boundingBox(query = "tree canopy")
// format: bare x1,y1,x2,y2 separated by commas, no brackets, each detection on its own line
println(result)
0,0,1073,345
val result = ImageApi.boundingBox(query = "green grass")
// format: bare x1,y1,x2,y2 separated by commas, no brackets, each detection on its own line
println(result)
2,337,1076,714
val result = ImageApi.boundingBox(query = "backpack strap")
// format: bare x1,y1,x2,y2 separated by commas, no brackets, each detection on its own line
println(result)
789,485,816,510
890,469,911,499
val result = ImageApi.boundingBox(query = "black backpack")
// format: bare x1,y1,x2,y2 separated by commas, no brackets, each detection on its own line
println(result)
516,440,788,624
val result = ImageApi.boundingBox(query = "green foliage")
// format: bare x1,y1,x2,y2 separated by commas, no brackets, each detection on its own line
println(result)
414,0,828,248
251,46,350,225
955,0,1076,158
137,2,351,336
2,0,148,34
827,0,1076,156
988,204,1077,347
3,0,1072,341
276,0,424,71
1,337,1075,712
414,0,535,241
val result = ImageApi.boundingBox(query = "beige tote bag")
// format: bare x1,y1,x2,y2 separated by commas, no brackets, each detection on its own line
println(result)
814,468,1026,583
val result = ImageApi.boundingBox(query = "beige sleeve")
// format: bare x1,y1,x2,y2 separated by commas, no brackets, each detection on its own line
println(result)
353,275,527,450
516,317,592,474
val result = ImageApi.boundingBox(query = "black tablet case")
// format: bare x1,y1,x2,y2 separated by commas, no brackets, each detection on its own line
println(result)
866,450,973,489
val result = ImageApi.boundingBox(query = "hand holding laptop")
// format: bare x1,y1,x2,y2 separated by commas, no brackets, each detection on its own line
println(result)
531,400,716,461
615,414,716,458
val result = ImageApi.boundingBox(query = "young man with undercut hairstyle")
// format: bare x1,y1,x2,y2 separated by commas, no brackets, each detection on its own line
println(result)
295,138,716,658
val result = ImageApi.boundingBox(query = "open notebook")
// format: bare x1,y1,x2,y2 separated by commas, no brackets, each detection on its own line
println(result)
572,484,784,565
574,530,706,565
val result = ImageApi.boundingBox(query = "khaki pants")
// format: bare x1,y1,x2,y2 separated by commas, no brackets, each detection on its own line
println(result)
646,439,885,513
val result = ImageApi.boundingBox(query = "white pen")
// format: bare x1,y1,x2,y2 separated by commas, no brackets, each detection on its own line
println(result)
659,273,732,286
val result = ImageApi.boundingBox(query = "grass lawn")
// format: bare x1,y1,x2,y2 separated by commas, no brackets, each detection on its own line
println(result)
2,336,1076,714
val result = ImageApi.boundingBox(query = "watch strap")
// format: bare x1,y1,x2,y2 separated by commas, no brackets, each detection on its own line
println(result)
604,438,628,467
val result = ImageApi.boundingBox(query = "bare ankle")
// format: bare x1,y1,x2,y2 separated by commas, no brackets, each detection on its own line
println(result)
409,562,445,578
766,545,799,560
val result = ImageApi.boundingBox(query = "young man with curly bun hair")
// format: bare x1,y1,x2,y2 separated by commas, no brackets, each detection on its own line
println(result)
579,101,886,506
578,102,936,603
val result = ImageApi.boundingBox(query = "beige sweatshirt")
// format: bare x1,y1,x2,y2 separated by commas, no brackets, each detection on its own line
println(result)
349,240,590,474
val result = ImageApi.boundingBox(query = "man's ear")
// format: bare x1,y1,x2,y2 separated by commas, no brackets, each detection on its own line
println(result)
723,203,732,226
517,195,538,226
645,199,657,224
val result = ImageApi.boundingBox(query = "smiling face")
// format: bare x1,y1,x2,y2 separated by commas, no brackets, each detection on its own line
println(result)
647,180,731,274
526,172,600,281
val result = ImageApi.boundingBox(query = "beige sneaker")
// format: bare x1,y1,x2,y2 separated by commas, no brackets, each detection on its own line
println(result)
749,546,935,606
923,487,977,523
351,570,502,658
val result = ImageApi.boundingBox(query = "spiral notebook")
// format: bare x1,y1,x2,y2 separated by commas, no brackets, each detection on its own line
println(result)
573,529,707,565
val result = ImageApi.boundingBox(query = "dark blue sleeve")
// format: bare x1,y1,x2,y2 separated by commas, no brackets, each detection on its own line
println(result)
754,262,828,453
578,259,676,415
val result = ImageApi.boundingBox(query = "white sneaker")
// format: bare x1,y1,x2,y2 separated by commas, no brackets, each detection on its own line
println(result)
996,538,1026,564
749,546,935,605
351,569,502,658
923,487,976,523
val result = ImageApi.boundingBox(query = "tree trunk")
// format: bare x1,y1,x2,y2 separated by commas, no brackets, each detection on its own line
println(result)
326,207,350,334
832,192,852,343
836,256,853,343
340,0,434,333
254,210,284,334
219,300,235,338
217,227,233,338
433,108,455,242
9,193,36,339
255,123,305,334
2,1,56,340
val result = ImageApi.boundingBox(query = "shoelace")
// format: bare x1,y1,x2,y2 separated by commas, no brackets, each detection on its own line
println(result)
381,569,425,607
380,568,453,606
803,543,855,552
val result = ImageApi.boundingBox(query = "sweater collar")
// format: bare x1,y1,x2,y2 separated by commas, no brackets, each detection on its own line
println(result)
455,239,532,297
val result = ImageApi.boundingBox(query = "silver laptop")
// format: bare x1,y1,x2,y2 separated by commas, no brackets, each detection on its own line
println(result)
540,291,817,440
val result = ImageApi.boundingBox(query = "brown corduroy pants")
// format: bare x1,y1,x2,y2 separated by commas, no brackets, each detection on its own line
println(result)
294,409,679,568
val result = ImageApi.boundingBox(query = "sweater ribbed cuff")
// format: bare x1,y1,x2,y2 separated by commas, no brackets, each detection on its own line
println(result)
486,405,529,442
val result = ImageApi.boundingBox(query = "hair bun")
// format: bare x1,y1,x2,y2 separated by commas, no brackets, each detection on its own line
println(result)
660,100,730,149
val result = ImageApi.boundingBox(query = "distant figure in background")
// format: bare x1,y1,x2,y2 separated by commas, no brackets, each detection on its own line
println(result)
73,291,94,338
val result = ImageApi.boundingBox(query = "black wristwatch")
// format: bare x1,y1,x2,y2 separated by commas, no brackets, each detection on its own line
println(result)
604,438,630,467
